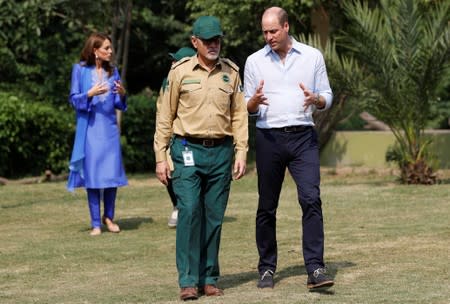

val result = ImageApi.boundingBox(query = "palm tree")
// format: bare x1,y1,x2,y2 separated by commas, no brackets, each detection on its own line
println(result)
340,0,449,184
297,34,366,150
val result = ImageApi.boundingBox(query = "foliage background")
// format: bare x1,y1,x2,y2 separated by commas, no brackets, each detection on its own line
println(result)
0,0,448,178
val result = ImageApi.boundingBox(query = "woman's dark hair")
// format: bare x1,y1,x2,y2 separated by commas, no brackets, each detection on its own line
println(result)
80,32,114,76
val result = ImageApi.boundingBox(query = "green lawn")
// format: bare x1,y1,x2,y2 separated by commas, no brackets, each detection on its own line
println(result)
1,168,449,303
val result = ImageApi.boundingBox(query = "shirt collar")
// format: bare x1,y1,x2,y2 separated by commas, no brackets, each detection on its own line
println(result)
264,36,303,56
191,55,222,71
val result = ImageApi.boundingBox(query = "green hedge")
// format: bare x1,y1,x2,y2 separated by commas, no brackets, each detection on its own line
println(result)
121,92,157,173
0,92,73,177
0,90,256,178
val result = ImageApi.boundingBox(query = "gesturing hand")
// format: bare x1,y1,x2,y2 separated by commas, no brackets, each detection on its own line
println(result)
299,83,317,111
248,80,268,113
114,80,126,96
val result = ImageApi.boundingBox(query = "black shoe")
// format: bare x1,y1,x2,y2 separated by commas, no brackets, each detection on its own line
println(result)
257,270,274,288
307,267,334,290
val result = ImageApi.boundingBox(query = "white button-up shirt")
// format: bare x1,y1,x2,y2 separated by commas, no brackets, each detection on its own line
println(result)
244,37,332,129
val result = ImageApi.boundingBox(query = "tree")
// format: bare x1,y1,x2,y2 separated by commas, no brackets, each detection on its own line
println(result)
297,34,366,149
186,0,321,68
124,0,192,92
0,0,120,104
340,0,450,184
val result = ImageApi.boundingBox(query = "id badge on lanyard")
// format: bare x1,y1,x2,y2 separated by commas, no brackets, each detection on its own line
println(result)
181,138,195,166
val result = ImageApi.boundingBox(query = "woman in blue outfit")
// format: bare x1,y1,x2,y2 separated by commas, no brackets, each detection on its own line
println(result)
67,32,128,236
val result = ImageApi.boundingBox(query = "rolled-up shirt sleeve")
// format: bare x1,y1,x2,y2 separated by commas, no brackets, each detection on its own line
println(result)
314,53,333,111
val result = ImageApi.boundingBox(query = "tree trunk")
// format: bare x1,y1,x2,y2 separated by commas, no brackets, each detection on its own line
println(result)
111,0,132,133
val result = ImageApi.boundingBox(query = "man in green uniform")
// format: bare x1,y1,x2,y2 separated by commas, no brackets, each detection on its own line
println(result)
154,16,248,301
156,46,197,228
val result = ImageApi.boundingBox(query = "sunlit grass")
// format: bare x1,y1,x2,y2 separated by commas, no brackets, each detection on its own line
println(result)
0,168,449,303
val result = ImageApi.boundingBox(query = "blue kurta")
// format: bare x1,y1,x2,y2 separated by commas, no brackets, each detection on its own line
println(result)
67,62,128,190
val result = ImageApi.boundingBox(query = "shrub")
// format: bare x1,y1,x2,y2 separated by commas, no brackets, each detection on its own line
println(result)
121,91,157,173
0,92,73,177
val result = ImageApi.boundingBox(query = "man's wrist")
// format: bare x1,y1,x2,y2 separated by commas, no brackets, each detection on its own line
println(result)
315,94,324,109
314,94,320,105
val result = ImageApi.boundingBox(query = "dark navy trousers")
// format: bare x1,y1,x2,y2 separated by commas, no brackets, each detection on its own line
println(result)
255,127,325,275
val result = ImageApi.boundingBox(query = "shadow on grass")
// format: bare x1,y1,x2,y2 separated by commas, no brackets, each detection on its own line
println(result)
438,178,450,184
220,260,356,294
116,217,153,230
1,200,39,209
220,270,256,289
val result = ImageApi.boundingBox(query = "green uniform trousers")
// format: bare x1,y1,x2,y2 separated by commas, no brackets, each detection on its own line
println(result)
170,136,233,288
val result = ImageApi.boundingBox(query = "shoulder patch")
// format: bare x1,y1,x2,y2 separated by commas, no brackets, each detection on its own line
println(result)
171,57,191,70
221,58,239,72
162,78,169,92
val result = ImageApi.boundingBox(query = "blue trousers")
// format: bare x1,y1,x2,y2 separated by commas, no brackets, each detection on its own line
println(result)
86,188,117,228
255,127,325,275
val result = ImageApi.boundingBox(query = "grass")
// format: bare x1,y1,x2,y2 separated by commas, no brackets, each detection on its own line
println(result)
0,167,449,304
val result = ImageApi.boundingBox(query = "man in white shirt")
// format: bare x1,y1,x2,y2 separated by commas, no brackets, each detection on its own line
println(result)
244,6,334,290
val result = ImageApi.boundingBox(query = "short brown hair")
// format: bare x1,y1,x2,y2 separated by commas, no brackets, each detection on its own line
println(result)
80,32,113,76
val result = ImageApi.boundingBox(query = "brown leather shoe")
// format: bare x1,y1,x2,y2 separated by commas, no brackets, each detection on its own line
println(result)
201,284,224,297
179,287,198,301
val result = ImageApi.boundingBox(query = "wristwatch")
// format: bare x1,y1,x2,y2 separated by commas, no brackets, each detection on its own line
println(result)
314,94,320,106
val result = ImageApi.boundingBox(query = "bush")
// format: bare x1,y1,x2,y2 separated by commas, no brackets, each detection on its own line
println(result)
121,91,157,173
0,92,73,177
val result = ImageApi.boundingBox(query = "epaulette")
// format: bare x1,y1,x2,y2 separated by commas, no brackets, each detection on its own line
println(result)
221,58,239,72
171,57,191,70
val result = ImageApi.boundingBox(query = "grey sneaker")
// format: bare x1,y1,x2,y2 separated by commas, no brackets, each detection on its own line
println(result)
257,270,274,288
168,207,178,228
307,267,334,290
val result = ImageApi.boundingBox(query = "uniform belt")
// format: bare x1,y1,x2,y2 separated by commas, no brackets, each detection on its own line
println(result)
272,125,312,133
176,135,227,147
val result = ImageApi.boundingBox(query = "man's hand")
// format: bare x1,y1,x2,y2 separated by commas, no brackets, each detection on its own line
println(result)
155,160,171,186
299,83,323,110
247,80,268,113
233,159,246,180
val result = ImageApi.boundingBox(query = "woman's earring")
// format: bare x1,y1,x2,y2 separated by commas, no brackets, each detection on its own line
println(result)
95,54,98,59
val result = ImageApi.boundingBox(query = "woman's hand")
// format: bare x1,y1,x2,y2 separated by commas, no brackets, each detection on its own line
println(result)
87,83,109,97
114,80,126,96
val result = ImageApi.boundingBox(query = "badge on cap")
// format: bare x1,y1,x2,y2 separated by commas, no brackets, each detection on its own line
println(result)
222,74,230,83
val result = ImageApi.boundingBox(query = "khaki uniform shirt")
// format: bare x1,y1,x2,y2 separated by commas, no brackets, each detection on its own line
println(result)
154,56,248,162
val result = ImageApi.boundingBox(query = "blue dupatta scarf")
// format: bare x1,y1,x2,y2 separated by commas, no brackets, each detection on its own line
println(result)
67,65,92,192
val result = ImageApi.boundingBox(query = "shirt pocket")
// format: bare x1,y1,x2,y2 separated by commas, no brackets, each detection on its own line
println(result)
180,83,202,108
215,84,234,112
